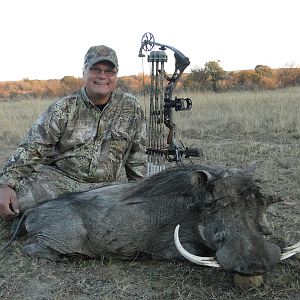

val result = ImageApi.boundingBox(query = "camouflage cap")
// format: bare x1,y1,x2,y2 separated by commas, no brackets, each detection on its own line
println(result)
83,45,119,70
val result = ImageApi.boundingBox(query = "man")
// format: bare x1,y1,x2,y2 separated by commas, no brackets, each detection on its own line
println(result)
0,45,147,219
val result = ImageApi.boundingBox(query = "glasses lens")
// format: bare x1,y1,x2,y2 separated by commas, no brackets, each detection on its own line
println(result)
89,68,117,77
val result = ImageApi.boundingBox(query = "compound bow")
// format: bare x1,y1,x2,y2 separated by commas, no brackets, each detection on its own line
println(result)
138,32,200,176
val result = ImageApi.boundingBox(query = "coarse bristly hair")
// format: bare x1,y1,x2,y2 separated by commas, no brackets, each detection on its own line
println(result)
121,164,227,202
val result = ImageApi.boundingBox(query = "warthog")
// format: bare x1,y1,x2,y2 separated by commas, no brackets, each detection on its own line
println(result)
3,165,300,276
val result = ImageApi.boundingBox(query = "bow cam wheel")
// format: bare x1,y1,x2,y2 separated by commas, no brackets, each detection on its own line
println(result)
141,32,155,51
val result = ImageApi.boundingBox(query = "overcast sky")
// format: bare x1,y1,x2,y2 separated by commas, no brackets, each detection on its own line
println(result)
0,0,299,81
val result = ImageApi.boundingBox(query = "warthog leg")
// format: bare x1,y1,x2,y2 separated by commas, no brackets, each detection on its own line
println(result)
23,242,63,261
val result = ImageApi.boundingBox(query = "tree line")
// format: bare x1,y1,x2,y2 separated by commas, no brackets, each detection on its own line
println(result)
185,62,300,92
1,62,300,99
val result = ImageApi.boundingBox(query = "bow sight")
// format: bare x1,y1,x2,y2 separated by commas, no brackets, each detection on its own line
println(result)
139,32,201,175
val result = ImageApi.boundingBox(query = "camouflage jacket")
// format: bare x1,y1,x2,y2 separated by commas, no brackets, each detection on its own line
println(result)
0,88,147,189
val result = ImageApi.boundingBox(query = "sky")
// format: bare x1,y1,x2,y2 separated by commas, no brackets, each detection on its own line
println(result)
0,0,299,81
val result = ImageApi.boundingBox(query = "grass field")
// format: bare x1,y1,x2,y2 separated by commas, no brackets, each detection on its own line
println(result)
0,87,299,299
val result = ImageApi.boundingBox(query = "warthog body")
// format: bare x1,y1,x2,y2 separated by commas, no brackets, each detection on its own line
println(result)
20,164,282,274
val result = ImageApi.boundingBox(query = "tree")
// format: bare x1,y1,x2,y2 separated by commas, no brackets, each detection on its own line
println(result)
60,76,82,93
237,70,261,90
254,65,272,77
204,61,225,92
184,66,209,91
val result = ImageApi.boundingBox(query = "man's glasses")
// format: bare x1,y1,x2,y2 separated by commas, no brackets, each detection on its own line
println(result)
89,67,117,77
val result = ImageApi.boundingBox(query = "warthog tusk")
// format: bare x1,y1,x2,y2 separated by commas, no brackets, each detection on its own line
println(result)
174,225,220,268
280,241,300,260
175,225,300,265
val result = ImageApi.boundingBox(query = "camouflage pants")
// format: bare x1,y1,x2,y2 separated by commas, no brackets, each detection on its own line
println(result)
15,165,111,212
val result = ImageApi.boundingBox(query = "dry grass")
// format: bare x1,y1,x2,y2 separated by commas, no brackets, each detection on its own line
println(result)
0,88,299,299
0,97,53,145
175,87,300,139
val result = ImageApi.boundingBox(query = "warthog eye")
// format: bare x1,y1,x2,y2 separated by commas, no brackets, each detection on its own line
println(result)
213,230,226,246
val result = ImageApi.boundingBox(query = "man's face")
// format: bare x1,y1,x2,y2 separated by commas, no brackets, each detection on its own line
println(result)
83,61,118,103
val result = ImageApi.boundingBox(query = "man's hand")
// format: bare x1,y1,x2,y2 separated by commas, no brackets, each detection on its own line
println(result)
0,185,19,217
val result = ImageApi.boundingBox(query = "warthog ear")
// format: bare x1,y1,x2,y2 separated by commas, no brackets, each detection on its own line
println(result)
191,170,212,188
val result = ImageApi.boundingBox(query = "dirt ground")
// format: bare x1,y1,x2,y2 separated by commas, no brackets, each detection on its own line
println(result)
0,131,299,300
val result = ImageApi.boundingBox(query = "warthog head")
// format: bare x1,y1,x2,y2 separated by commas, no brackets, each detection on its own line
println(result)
174,168,299,275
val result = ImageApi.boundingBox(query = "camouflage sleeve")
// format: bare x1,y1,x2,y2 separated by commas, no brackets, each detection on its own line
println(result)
0,102,66,189
125,110,147,181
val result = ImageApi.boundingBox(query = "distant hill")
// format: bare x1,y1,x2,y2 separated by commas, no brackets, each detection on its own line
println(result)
0,67,299,100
